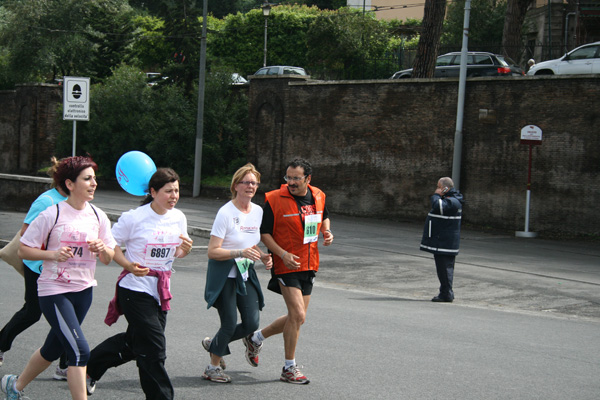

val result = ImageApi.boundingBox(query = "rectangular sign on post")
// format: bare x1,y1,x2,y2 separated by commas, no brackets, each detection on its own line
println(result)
63,77,90,121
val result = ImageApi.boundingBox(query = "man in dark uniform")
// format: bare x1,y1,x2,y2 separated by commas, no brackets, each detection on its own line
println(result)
420,177,464,302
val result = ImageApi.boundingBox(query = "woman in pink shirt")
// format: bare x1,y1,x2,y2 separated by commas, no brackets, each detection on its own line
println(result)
1,156,116,400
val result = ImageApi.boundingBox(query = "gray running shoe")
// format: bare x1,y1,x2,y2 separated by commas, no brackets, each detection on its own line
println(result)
201,337,226,370
280,365,310,384
202,367,231,383
52,365,68,381
242,334,262,367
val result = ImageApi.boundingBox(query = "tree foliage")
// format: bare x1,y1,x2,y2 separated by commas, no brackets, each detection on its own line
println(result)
306,8,391,79
502,0,534,63
56,65,195,177
0,0,135,85
443,0,508,48
208,5,321,77
55,64,247,180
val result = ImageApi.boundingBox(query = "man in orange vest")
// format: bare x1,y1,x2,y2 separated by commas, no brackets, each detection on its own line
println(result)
242,158,333,384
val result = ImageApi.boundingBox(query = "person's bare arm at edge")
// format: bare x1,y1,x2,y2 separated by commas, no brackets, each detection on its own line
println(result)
261,233,301,270
113,245,149,277
19,223,29,237
320,218,333,246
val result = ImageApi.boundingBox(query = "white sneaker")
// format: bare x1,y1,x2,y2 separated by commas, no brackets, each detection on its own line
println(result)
86,376,96,395
52,365,68,381
202,366,231,383
242,334,263,367
201,337,226,370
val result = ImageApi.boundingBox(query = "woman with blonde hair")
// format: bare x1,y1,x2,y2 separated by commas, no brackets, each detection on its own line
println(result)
202,163,272,383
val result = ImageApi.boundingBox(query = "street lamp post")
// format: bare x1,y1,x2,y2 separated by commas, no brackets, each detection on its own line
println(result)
262,1,271,67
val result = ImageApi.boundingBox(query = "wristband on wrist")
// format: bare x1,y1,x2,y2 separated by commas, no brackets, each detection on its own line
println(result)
281,251,288,259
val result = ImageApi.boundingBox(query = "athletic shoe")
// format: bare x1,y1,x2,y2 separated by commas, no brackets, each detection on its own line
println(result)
242,334,262,367
0,351,4,367
86,376,96,395
201,337,226,370
52,365,68,381
1,374,27,399
202,367,231,383
280,365,310,384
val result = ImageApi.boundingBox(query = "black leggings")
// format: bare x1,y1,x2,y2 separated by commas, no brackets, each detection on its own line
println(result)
39,287,93,366
87,287,173,400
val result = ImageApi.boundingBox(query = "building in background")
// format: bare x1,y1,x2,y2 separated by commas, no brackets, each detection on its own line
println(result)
525,0,600,62
348,0,424,21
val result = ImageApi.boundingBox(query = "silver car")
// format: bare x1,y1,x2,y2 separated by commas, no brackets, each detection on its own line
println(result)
527,41,600,76
253,66,307,76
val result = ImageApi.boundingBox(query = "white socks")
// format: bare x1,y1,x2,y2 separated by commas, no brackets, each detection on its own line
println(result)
252,330,265,344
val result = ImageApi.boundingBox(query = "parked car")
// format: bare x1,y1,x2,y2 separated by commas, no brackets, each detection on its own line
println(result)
253,66,307,76
231,73,248,85
391,52,525,79
527,41,600,76
145,72,167,86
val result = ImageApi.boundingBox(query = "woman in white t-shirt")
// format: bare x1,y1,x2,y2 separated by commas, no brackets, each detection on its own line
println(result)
202,163,272,383
85,168,192,400
1,156,116,400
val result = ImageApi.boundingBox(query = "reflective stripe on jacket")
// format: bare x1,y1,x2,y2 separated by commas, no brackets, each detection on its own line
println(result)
420,190,464,256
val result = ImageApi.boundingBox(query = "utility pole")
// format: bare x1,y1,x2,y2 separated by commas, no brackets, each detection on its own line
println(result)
451,0,471,190
193,0,208,197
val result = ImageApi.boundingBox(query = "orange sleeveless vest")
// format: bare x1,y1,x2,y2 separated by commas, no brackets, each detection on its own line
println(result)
265,184,326,275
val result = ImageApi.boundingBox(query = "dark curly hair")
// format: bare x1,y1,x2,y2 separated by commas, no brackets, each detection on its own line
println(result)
53,156,98,195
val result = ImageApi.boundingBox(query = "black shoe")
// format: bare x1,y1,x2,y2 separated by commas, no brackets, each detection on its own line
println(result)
431,295,453,303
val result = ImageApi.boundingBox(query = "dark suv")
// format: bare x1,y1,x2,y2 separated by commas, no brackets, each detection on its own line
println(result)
391,52,525,79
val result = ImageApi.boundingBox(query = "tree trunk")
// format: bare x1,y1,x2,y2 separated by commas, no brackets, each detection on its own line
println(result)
502,0,534,64
412,0,447,78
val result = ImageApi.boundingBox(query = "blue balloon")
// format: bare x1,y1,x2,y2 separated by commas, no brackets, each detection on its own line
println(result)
115,151,157,196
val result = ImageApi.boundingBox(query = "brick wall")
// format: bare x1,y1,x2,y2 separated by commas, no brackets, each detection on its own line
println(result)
248,75,600,237
1,77,598,237
0,84,62,174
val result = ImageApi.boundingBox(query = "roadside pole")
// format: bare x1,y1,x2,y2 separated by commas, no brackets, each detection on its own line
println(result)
451,0,471,190
516,125,542,238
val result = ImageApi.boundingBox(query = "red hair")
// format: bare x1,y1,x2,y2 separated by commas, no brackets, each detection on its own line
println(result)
53,156,98,195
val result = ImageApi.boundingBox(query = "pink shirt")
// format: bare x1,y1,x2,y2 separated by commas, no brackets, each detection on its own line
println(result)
21,202,116,296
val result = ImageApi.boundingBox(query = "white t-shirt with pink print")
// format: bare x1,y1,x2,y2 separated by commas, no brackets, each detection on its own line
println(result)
21,201,116,297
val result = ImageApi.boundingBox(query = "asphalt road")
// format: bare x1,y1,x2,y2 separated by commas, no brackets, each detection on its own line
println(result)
0,190,598,399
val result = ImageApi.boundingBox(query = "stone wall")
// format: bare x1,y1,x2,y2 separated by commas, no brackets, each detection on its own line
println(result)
247,75,600,237
1,77,598,237
0,84,62,174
